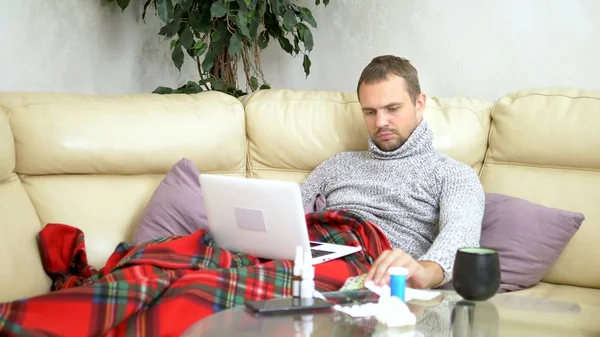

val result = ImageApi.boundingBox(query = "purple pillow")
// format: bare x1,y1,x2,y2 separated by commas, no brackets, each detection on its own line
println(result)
132,158,208,245
479,193,584,292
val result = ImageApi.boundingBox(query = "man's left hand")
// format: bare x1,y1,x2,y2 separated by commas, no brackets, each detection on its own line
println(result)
364,249,443,289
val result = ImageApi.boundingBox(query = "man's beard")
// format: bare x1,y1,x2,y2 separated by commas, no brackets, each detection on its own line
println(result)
373,129,406,152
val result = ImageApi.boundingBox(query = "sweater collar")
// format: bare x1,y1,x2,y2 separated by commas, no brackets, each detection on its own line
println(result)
368,120,434,160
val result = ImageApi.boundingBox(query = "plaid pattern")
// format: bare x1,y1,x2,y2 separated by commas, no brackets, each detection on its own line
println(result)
0,210,391,337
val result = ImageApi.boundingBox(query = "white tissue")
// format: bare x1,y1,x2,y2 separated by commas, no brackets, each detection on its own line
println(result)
373,296,417,328
332,295,416,328
364,281,440,301
332,291,417,328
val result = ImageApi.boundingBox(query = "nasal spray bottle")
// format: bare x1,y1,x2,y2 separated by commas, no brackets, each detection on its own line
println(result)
300,250,315,303
292,245,303,300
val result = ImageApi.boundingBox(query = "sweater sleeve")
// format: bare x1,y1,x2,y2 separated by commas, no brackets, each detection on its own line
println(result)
299,156,335,206
417,164,485,286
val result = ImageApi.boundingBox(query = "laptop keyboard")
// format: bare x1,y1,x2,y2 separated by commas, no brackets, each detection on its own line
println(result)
311,249,331,258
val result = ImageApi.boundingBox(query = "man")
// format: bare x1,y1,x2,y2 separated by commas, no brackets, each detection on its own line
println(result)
300,55,485,289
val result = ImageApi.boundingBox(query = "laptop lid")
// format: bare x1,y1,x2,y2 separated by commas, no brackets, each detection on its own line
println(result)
198,174,312,260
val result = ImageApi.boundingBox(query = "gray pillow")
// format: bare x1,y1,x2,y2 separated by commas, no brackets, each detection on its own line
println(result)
132,158,208,245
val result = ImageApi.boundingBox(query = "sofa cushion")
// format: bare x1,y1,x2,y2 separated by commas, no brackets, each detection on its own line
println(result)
132,158,208,244
0,113,51,302
481,193,584,292
480,88,600,289
1,91,247,269
492,282,600,334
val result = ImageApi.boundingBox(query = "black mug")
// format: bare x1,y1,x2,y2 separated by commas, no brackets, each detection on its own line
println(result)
452,247,501,301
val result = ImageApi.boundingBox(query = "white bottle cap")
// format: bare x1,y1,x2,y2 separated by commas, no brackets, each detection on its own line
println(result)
294,245,303,272
388,267,409,276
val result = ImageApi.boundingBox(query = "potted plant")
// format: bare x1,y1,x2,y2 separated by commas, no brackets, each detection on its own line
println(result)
104,0,330,97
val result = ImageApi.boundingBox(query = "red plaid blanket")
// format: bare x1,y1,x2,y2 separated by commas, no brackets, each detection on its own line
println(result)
0,210,391,337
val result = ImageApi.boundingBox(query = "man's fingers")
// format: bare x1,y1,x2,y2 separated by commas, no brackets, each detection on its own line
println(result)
372,250,406,285
365,250,390,281
375,252,415,286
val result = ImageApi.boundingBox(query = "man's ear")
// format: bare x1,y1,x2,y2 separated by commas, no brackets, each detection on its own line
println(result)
415,93,427,120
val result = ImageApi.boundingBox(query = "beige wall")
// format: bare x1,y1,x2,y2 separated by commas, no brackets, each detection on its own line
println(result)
1,0,599,100
0,0,197,94
259,0,600,100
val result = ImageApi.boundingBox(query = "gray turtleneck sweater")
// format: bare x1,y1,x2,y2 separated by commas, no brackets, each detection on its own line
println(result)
300,121,485,285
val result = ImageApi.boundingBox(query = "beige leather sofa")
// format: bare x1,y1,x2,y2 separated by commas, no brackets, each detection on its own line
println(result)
0,88,598,335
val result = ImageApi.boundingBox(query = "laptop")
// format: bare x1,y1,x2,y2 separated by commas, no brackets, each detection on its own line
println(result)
198,174,361,264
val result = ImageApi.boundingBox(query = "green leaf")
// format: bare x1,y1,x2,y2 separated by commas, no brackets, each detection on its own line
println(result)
142,0,153,21
183,81,203,94
314,0,320,4
323,0,329,5
189,9,211,33
156,0,174,23
257,31,269,49
158,16,182,38
212,79,225,91
210,0,229,18
270,0,281,15
153,86,174,94
302,54,311,77
116,0,130,11
293,35,300,53
228,34,242,56
259,83,271,90
173,3,184,19
171,43,184,70
278,37,294,54
250,76,259,90
179,28,194,49
192,40,208,57
210,23,230,55
181,0,193,11
202,50,215,72
283,9,296,31
258,0,267,17
298,23,314,51
236,11,250,38
299,7,317,28
249,14,260,39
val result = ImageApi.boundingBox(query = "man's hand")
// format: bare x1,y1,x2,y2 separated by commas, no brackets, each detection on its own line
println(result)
364,249,444,289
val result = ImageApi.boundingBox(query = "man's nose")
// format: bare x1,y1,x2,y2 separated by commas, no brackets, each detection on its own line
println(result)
375,111,388,128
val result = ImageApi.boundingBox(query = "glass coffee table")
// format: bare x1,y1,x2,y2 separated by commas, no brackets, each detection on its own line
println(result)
181,290,585,336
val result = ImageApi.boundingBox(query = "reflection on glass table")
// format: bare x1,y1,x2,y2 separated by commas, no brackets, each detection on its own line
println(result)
181,290,583,337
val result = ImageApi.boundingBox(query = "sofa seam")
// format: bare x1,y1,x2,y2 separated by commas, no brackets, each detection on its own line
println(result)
480,98,502,179
511,92,600,102
249,167,312,174
483,160,600,173
16,170,247,177
5,100,243,110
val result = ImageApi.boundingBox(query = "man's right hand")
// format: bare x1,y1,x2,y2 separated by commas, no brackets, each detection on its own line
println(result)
365,249,440,289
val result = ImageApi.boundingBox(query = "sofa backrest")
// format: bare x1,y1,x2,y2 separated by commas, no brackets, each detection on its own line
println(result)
0,91,246,297
480,88,600,289
242,89,492,182
0,110,51,302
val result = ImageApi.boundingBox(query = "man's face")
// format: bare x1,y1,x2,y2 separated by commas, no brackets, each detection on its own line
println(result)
358,75,426,152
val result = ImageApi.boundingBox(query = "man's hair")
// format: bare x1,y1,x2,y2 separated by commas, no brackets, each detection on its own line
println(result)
356,55,421,104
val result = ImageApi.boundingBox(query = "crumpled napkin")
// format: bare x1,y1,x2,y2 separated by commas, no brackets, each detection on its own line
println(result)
332,292,417,327
334,275,441,327
374,295,417,327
